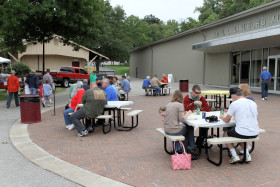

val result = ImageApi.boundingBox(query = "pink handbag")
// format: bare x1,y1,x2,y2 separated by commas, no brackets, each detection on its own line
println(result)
171,141,191,170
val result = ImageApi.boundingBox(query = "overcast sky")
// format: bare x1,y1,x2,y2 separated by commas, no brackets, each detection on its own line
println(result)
109,0,204,23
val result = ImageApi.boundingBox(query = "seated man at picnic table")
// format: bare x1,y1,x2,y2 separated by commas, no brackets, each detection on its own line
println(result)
161,74,168,84
150,75,161,96
119,75,131,100
220,87,259,164
70,82,107,137
101,78,118,101
183,85,211,148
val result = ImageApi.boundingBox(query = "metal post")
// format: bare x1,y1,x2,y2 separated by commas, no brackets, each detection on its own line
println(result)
52,83,55,116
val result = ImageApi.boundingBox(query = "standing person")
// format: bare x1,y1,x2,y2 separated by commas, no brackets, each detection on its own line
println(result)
220,87,259,164
150,75,161,96
25,69,39,95
101,78,118,101
161,74,168,84
42,69,53,87
6,70,20,108
119,76,131,100
259,66,271,101
163,90,192,150
89,71,97,83
70,82,107,137
42,80,52,107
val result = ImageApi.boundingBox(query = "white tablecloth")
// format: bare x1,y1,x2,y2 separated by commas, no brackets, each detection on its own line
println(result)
186,111,235,130
105,101,134,109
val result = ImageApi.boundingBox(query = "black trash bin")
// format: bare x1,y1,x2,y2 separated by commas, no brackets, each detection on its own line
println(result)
20,95,41,124
179,80,189,92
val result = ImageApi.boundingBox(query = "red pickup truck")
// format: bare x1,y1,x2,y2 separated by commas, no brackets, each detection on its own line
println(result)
50,67,90,87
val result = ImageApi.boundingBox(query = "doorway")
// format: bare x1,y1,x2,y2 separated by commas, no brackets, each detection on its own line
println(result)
267,56,280,92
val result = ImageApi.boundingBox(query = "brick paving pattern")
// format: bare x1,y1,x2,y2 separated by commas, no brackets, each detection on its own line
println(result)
28,90,280,186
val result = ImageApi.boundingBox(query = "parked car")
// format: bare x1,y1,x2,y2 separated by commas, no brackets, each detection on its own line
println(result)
50,66,90,87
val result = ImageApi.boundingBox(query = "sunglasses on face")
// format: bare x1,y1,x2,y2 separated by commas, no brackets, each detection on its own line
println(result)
193,91,201,94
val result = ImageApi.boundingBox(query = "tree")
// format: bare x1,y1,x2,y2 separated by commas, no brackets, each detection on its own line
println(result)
0,0,106,73
143,14,161,25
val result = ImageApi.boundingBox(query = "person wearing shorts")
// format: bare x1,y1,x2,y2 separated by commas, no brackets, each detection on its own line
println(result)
220,87,259,164
42,80,52,107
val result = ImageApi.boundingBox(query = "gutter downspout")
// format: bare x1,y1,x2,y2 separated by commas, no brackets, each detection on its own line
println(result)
197,28,206,85
150,46,153,76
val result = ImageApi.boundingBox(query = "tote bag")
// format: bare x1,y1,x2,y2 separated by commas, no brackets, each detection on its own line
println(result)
171,141,191,170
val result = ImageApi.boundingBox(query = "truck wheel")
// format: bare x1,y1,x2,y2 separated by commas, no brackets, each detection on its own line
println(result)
63,79,69,87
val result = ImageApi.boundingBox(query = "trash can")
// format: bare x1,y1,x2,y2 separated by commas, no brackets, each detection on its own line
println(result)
179,80,189,92
20,95,41,124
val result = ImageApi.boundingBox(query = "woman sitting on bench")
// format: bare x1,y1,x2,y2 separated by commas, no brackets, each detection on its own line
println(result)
160,90,192,151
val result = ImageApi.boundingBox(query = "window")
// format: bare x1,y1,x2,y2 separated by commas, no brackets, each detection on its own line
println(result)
250,49,262,87
75,68,79,73
80,69,87,74
231,52,240,85
60,67,73,73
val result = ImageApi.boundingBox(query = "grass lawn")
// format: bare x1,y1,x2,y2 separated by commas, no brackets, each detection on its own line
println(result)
104,65,130,76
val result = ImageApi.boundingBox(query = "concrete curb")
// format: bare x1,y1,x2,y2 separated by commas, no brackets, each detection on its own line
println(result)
10,104,131,187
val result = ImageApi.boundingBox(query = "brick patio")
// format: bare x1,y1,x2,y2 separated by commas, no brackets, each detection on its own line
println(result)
28,93,280,186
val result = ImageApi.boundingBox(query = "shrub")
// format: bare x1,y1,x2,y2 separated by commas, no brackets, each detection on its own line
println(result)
6,62,31,76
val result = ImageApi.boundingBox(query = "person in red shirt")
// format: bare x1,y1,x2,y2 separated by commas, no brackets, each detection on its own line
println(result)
183,85,211,148
161,74,168,84
6,70,20,108
63,81,85,130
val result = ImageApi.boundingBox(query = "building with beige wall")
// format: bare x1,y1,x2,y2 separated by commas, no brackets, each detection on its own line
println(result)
8,36,108,72
130,1,280,94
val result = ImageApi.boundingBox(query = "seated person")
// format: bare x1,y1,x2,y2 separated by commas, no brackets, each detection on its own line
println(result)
70,82,107,137
150,75,161,96
70,81,83,99
113,76,120,87
220,87,259,164
161,74,168,84
183,85,211,148
163,90,192,150
119,76,131,100
63,81,85,130
82,79,90,91
238,83,254,101
102,78,118,101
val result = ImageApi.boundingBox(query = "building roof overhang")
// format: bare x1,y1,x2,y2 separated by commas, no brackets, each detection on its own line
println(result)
192,24,280,53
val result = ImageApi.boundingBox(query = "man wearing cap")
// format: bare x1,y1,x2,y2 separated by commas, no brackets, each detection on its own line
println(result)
63,81,85,130
6,70,20,108
25,69,39,95
70,82,107,137
259,66,271,101
220,87,259,164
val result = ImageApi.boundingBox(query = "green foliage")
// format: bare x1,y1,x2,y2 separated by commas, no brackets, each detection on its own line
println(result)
104,65,130,76
6,62,31,76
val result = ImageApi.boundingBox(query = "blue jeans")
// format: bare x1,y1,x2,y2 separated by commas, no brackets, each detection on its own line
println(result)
29,88,37,95
261,79,269,98
166,123,196,151
63,108,74,126
151,86,161,95
6,92,19,107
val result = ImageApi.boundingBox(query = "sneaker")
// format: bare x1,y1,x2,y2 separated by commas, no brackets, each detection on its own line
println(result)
245,154,252,162
87,127,94,133
229,155,240,164
77,130,89,137
68,124,75,130
265,97,267,100
262,98,265,101
47,104,51,107
239,145,252,154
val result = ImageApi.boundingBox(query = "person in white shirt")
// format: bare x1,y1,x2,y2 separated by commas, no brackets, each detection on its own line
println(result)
220,87,259,164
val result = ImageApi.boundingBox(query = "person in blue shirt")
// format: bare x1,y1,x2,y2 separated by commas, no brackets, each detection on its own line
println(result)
259,66,271,101
119,76,131,101
102,78,118,101
142,76,151,89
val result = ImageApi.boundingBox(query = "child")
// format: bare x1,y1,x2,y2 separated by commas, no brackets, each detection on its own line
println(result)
42,80,52,107
158,106,166,122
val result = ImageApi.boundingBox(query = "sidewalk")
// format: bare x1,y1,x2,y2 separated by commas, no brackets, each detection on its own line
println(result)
3,79,280,186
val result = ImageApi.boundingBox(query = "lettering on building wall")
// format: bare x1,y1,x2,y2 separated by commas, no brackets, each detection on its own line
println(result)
214,12,280,38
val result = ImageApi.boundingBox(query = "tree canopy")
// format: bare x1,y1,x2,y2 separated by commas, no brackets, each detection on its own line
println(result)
0,0,275,64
